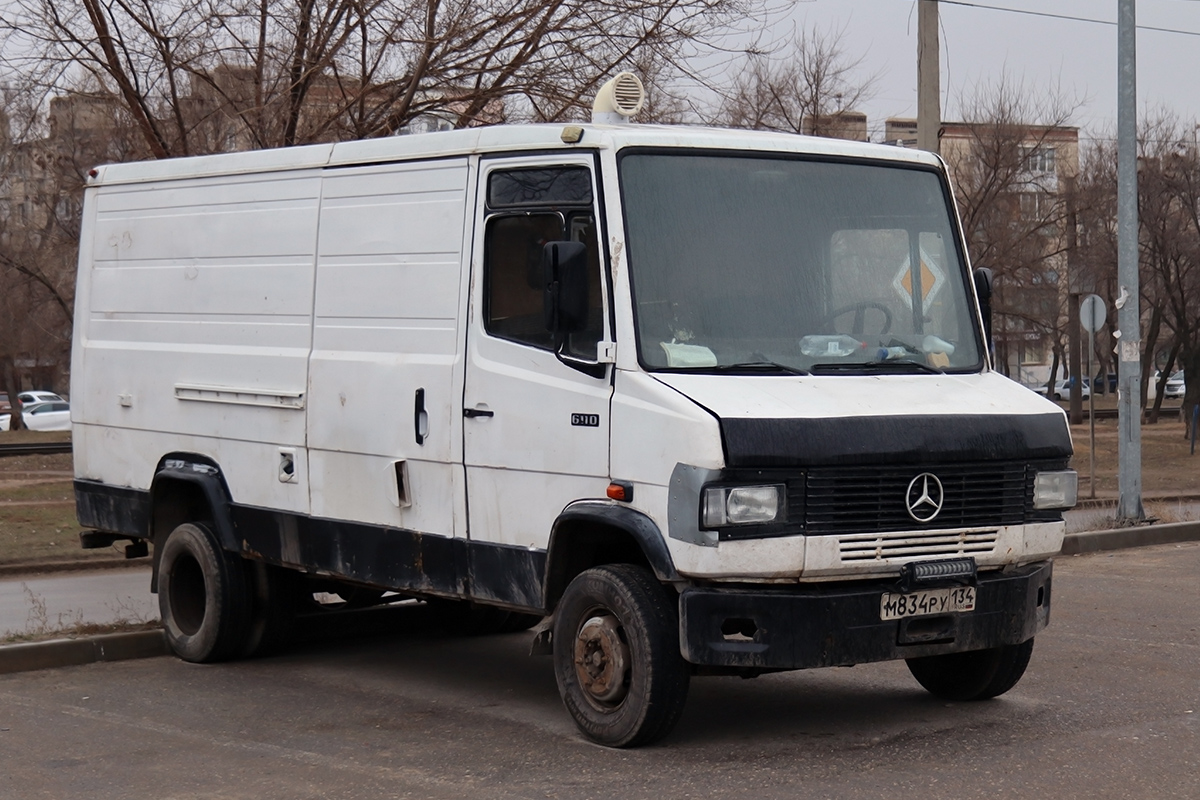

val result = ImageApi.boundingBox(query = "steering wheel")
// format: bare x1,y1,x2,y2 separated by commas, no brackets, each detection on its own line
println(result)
820,301,894,336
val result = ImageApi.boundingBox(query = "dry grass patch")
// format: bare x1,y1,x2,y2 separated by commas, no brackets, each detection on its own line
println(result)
2,480,74,503
0,503,125,564
1070,416,1200,497
0,440,128,566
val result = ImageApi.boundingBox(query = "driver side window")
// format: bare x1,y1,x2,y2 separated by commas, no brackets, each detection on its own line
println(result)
485,214,562,351
482,166,604,360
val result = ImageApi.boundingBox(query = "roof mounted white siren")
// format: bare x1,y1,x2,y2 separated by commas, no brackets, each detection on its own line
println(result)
591,72,646,124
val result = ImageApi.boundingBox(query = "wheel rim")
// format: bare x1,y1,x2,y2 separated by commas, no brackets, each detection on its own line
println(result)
168,552,207,636
573,612,630,708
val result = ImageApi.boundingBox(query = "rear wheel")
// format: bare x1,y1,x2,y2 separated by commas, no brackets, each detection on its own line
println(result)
157,522,250,663
552,565,689,747
906,638,1035,701
239,562,301,658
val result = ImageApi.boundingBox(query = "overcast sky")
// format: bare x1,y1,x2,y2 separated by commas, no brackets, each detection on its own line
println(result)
784,0,1200,141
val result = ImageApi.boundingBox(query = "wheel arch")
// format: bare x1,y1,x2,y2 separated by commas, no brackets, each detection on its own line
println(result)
543,502,679,612
149,453,238,589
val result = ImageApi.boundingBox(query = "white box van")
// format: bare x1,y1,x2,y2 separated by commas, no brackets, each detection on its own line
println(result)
72,76,1075,747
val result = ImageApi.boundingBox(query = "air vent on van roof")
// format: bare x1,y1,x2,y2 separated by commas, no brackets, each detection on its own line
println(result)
592,72,645,124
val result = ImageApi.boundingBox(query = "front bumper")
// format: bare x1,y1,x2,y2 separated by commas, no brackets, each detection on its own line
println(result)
679,560,1052,669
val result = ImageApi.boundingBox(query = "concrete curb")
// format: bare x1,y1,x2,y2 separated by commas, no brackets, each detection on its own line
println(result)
1060,519,1200,555
0,559,147,578
0,629,167,675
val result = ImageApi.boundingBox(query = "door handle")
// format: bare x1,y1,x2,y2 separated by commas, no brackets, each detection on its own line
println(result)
463,407,494,418
414,388,427,445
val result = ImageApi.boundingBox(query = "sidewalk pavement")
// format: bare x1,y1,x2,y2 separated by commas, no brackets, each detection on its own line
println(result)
1,519,1199,676
0,566,163,675
0,567,156,635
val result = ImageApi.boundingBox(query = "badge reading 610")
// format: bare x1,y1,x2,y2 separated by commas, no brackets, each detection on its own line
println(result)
571,413,600,427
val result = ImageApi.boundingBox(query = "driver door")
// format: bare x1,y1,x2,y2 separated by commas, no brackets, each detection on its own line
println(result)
462,156,613,606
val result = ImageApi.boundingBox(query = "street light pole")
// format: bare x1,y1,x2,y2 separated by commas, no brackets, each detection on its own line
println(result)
917,0,940,154
1116,0,1144,522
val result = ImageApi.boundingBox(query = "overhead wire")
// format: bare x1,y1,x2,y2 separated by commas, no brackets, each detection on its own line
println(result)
929,0,1200,37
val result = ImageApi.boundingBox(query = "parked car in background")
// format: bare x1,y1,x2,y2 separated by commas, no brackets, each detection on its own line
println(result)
1031,377,1090,400
1052,377,1089,400
1164,370,1185,399
0,393,9,413
24,401,71,431
0,401,71,432
1149,370,1186,400
17,391,64,406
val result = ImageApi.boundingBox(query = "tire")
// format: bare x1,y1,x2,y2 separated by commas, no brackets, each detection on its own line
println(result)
552,565,689,747
239,561,301,658
906,638,1035,701
157,522,251,663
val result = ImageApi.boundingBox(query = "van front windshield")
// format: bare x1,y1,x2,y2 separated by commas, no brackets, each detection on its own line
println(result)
619,152,983,374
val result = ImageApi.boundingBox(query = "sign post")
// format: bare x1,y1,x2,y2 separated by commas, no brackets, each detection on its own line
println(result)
1080,294,1107,499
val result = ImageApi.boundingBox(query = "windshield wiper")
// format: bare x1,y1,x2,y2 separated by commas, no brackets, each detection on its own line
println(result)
704,361,809,376
810,360,943,375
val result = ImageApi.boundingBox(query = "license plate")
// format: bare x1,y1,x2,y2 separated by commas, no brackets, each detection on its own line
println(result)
880,586,976,621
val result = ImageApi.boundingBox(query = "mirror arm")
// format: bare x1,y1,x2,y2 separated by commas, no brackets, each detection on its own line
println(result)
554,341,607,379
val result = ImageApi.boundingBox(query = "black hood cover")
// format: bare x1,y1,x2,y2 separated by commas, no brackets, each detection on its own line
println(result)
719,413,1073,468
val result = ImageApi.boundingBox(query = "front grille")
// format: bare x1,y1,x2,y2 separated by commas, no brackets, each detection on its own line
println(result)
805,462,1029,535
838,529,999,562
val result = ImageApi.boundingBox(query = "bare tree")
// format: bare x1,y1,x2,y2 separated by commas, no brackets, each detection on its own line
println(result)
941,76,1081,384
1132,113,1200,436
714,23,876,137
1,0,760,158
1075,112,1200,433
1,84,136,412
1073,137,1121,395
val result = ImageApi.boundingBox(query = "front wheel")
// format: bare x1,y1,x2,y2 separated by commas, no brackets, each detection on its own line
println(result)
157,522,250,663
552,565,689,747
906,638,1035,701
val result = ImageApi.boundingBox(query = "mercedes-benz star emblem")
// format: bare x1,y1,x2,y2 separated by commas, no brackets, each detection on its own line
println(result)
905,473,944,522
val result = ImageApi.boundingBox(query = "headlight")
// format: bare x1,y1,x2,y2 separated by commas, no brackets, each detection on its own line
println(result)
1033,470,1077,510
702,484,784,527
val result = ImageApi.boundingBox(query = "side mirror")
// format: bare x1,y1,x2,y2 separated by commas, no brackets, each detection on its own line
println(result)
973,267,994,358
973,267,993,301
543,240,589,334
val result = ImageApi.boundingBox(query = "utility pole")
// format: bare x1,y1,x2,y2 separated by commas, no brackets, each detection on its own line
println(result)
1117,0,1144,522
917,0,940,153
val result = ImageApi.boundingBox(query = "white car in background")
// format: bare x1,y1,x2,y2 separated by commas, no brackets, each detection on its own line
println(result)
1150,370,1186,400
1031,378,1090,400
0,401,71,431
17,391,65,406
1164,370,1186,399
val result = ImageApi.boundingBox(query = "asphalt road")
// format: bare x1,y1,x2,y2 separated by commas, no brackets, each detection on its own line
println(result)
1,543,1197,800
0,568,156,636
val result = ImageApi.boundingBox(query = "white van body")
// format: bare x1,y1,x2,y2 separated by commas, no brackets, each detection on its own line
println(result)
72,122,1075,746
